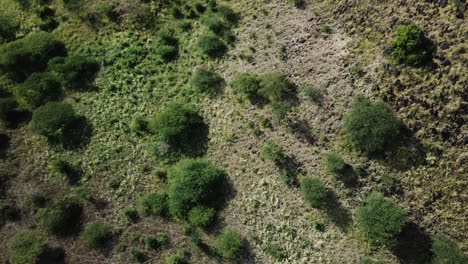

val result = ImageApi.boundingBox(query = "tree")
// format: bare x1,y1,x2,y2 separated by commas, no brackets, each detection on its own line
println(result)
30,102,76,140
391,24,434,67
48,55,99,91
7,230,47,264
14,72,62,109
35,197,82,235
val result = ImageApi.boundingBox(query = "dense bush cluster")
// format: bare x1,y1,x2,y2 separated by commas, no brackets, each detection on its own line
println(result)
35,197,82,235
47,55,99,91
167,158,225,219
431,235,468,264
80,222,113,249
231,72,293,104
300,177,328,208
14,72,62,109
190,68,225,95
344,96,400,153
138,192,169,217
214,229,243,258
7,230,48,264
391,24,434,67
30,102,77,141
356,193,407,247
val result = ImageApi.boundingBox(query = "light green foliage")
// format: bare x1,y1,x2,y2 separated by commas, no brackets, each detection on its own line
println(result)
344,96,400,153
166,250,188,264
80,222,113,248
324,152,346,175
215,228,243,258
35,197,82,234
261,141,286,164
258,72,293,103
7,230,47,264
14,72,62,110
391,24,434,66
356,193,407,247
167,158,225,218
188,206,215,228
431,235,468,264
300,177,328,208
230,73,261,100
198,33,227,58
190,68,224,95
138,192,168,217
30,102,76,140
271,101,291,120
47,55,99,91
264,243,287,261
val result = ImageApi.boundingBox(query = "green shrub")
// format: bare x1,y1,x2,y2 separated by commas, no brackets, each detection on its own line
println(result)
156,45,178,62
344,96,400,153
148,103,204,153
130,116,148,134
144,233,169,250
230,73,261,100
80,222,113,248
7,230,47,264
188,206,215,228
264,243,287,261
198,33,227,58
30,102,76,140
271,101,291,120
49,158,73,176
72,186,93,200
130,247,146,262
290,0,306,8
201,14,226,35
47,55,99,91
258,72,293,103
300,177,328,208
431,235,468,264
302,84,325,103
356,193,407,247
324,152,346,175
214,228,243,258
35,197,82,234
0,31,66,81
123,208,139,223
166,250,188,264
138,192,168,217
217,5,238,24
155,28,179,62
167,158,225,218
190,231,203,247
391,24,434,66
261,141,286,165
14,72,62,109
158,28,178,46
190,68,224,95
0,98,17,122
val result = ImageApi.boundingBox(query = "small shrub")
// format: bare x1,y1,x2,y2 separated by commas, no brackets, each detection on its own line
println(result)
190,68,224,95
300,177,328,208
344,96,400,153
80,222,113,248
49,158,72,175
130,247,146,262
138,192,168,217
72,186,92,200
30,102,76,140
302,84,325,103
264,243,287,261
156,45,178,62
290,0,306,8
431,235,468,264
158,28,178,46
130,116,148,134
214,228,243,258
35,197,82,234
8,230,47,264
144,233,168,250
217,5,239,24
258,72,293,103
391,24,434,66
123,208,139,223
0,98,17,122
108,178,121,189
356,193,407,247
271,101,291,120
190,231,203,247
198,33,227,58
188,206,215,228
324,152,346,175
167,158,225,218
201,14,226,35
230,73,261,100
47,55,99,91
63,0,84,10
261,141,286,165
166,250,188,264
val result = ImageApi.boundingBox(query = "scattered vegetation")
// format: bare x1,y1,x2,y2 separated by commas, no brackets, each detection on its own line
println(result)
302,84,325,103
431,235,468,264
261,140,286,165
264,243,287,261
214,229,243,258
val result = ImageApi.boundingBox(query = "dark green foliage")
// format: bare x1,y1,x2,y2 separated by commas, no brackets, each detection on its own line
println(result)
7,230,47,264
108,178,121,189
130,248,146,262
264,243,287,261
431,235,468,264
0,12,19,44
0,98,17,122
72,186,92,200
156,45,179,62
258,72,293,103
190,68,224,95
149,103,204,153
198,33,227,58
14,72,62,109
217,5,239,24
123,208,139,223
290,0,306,8
188,206,215,228
80,222,113,248
0,31,66,81
63,0,84,10
156,28,179,62
302,84,325,103
30,102,76,140
0,201,20,223
167,158,225,218
138,192,168,217
130,116,148,134
356,193,407,247
47,55,99,91
344,96,400,153
190,231,203,247
391,24,434,66
214,228,243,258
201,14,226,35
35,197,82,234
324,152,346,175
166,251,188,264
300,177,328,208
144,233,169,250
230,73,261,100
261,141,286,165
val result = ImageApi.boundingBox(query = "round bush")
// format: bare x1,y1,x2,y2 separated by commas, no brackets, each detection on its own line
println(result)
431,235,468,264
230,73,261,100
258,72,293,103
300,177,328,208
261,141,286,165
8,230,47,264
391,24,434,67
197,33,227,58
156,45,178,62
0,97,17,122
324,152,346,175
14,72,62,109
47,55,99,91
148,103,204,152
190,68,224,95
80,222,113,248
188,206,215,228
356,193,407,247
214,229,243,258
201,14,226,35
30,102,76,140
144,233,169,250
344,96,400,153
138,192,168,217
167,158,225,218
35,197,82,234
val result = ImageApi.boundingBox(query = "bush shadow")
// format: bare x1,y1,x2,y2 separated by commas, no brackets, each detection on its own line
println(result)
287,119,315,145
276,154,303,187
324,191,353,231
392,222,433,264
0,133,10,159
49,116,93,150
38,247,66,264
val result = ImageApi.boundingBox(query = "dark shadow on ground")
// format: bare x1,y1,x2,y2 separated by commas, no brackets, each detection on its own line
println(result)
61,116,93,150
287,119,315,145
392,222,433,264
5,110,32,129
325,191,353,231
0,133,10,159
38,247,65,264
276,155,303,187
